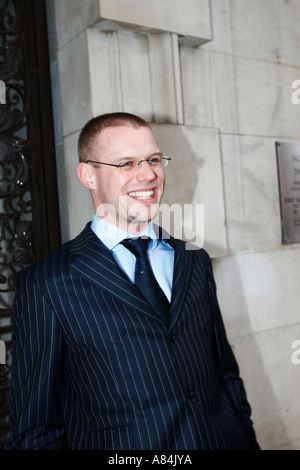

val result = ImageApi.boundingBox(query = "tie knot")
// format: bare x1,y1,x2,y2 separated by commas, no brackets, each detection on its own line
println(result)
121,237,150,259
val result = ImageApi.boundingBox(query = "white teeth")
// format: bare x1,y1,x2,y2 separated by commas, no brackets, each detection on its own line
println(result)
129,190,154,199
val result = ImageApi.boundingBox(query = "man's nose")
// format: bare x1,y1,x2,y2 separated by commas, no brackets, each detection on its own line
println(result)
136,161,157,180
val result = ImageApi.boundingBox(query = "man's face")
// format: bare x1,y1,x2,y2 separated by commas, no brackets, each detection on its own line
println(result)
88,125,165,234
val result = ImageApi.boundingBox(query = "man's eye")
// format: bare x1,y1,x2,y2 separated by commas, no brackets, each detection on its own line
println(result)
119,161,134,168
149,157,161,165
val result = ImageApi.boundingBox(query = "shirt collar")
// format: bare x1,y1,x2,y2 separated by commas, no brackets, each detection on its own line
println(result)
91,214,160,251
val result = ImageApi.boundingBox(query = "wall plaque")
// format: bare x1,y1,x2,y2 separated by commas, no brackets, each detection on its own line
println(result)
276,142,300,244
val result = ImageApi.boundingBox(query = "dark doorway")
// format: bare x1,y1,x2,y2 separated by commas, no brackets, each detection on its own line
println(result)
0,0,61,448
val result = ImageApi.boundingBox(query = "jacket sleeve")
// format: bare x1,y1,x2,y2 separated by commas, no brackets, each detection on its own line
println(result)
204,251,260,447
6,267,66,450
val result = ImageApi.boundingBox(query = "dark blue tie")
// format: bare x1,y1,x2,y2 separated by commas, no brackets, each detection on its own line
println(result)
121,237,170,318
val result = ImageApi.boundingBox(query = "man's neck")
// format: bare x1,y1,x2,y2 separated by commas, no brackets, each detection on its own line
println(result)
126,222,149,236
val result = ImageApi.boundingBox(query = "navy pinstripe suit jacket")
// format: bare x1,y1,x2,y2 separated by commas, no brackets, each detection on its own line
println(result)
6,223,259,450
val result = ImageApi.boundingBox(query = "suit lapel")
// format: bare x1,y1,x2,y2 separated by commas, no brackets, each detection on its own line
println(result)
70,225,167,324
168,237,194,330
70,225,194,328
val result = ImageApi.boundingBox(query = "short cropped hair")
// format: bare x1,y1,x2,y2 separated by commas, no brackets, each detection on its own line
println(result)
78,112,150,162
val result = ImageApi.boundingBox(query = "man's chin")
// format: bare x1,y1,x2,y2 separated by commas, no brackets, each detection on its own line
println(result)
128,202,159,222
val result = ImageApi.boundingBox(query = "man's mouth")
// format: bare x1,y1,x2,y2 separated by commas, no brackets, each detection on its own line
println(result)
128,190,154,200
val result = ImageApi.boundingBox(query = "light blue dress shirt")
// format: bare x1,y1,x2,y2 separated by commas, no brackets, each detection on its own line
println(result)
90,215,174,302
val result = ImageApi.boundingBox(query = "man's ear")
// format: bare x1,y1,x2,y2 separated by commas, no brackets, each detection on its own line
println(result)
76,162,97,189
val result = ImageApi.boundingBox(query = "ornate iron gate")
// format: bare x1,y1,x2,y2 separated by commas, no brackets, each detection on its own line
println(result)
0,0,61,448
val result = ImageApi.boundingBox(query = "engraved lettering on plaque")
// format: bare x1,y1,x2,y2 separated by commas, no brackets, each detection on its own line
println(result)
276,142,300,244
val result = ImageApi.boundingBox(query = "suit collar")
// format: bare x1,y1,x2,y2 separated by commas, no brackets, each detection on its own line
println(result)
167,237,194,330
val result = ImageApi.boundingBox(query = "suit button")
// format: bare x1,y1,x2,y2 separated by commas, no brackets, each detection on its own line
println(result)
186,389,194,399
169,333,176,342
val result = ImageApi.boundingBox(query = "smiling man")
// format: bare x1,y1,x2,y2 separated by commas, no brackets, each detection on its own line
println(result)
77,115,166,234
6,112,260,450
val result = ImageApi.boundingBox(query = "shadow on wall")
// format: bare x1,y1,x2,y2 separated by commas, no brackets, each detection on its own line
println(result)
213,254,296,450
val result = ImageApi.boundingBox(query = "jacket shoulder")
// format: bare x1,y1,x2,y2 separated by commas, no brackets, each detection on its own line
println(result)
17,223,94,280
171,236,211,263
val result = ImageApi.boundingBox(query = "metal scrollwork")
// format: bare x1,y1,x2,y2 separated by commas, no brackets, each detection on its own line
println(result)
0,0,35,447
